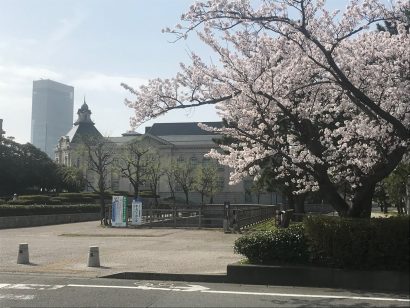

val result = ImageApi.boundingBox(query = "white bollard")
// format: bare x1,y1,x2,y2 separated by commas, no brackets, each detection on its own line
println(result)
17,243,29,264
88,246,100,267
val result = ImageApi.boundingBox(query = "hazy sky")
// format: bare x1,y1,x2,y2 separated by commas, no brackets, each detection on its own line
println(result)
0,0,378,143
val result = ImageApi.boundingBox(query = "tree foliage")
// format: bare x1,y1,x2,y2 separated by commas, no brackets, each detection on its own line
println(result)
0,138,59,196
382,160,409,214
122,0,410,217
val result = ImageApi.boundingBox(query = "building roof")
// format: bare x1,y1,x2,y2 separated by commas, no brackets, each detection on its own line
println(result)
66,123,102,144
64,100,102,143
108,133,173,146
146,122,223,136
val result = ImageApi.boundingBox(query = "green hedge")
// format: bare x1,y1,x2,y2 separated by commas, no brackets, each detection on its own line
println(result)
7,199,34,205
19,195,50,203
304,215,409,271
234,215,409,271
0,204,100,217
234,224,309,264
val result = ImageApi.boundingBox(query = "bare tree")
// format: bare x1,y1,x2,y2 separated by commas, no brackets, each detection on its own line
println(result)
79,135,116,225
116,139,151,198
172,160,196,205
145,151,163,207
163,160,177,202
194,163,219,205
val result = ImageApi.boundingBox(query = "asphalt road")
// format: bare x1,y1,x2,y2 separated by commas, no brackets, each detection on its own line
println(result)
0,273,409,307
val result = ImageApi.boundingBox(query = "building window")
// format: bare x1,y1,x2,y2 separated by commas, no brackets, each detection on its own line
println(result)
177,155,184,163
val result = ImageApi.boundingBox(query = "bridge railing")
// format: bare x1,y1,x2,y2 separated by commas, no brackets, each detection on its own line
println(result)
105,203,277,229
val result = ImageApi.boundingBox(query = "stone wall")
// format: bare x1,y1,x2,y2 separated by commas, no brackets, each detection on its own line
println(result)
0,213,99,229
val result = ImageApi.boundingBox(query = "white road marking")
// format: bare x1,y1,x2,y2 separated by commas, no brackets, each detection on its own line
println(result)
0,283,64,290
202,290,410,302
66,283,410,303
0,282,407,303
0,294,35,300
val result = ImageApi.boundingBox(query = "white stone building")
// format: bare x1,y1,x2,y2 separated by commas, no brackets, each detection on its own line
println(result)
55,101,277,204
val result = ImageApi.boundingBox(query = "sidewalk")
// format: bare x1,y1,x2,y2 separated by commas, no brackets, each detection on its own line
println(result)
0,221,242,277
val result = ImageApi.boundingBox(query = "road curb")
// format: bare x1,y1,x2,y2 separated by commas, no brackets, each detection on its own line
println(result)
104,265,409,293
102,272,227,283
227,263,410,292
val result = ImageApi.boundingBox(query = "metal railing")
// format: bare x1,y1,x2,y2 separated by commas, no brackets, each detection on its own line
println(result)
105,203,277,229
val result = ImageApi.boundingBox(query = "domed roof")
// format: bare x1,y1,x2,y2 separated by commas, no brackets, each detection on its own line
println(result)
79,101,90,112
74,97,94,125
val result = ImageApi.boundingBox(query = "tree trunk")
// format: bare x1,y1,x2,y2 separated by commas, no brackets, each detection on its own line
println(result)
133,184,139,199
348,184,375,218
99,194,107,225
184,189,189,205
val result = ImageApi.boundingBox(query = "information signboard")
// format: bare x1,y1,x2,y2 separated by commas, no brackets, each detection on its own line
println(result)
111,196,127,227
131,199,142,225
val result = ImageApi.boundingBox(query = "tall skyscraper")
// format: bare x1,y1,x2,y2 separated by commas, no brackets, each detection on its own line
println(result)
31,79,74,158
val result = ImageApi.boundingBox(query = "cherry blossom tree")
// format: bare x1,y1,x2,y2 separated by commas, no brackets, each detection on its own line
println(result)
122,0,410,217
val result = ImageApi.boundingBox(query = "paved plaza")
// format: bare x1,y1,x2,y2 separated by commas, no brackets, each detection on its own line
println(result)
0,221,242,277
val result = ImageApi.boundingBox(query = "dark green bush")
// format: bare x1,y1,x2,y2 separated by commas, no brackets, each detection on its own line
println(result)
57,193,98,203
7,199,34,205
139,191,160,198
58,193,83,201
234,223,309,264
48,198,62,205
113,190,131,196
19,195,50,203
81,192,100,199
304,215,410,271
0,204,99,216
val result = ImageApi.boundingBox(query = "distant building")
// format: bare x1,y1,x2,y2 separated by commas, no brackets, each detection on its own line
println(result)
0,119,5,138
55,102,278,204
31,79,74,158
55,99,102,166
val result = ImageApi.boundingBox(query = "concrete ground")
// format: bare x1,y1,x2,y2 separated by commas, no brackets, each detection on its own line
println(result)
0,221,242,277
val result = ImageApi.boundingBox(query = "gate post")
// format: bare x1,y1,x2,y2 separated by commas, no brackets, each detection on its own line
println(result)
223,201,230,233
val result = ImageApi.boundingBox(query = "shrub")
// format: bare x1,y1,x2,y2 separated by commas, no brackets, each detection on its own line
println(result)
7,199,35,205
81,192,100,199
304,215,410,271
57,193,98,203
139,191,160,198
0,198,6,205
113,190,131,196
234,223,309,264
58,193,83,202
48,198,62,205
19,195,50,203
